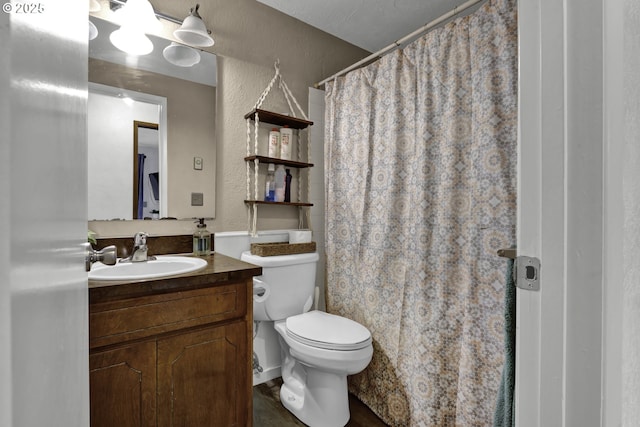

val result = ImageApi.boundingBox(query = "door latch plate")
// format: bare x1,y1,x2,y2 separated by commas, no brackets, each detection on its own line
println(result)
515,256,540,291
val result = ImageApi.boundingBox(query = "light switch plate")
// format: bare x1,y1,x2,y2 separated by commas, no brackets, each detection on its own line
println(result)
191,192,203,206
194,157,203,170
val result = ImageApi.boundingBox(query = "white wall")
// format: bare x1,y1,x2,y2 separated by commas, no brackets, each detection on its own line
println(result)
309,87,326,311
88,90,160,220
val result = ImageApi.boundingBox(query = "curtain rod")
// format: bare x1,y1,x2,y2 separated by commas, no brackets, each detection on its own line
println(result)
314,0,487,88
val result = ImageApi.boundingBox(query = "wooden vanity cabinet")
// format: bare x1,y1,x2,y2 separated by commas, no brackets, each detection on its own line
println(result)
89,256,258,427
157,321,248,426
90,341,156,427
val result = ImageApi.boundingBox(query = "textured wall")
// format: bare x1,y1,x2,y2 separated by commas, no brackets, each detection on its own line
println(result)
89,0,368,237
623,0,640,422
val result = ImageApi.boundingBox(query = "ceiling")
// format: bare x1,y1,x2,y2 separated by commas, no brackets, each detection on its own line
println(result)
256,0,478,53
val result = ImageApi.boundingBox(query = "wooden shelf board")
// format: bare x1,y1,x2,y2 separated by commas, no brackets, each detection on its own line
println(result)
244,155,314,168
244,109,313,129
244,200,313,207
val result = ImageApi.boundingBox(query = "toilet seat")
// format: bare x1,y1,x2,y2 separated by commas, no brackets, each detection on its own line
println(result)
285,310,372,351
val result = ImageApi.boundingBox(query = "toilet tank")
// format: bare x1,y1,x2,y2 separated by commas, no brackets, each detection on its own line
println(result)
241,251,319,321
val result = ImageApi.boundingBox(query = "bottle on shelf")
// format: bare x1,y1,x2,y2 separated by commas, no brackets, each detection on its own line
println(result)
279,125,292,160
274,165,286,202
268,128,280,158
264,164,275,201
284,168,292,202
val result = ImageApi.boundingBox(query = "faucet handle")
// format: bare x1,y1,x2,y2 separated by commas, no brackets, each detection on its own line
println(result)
133,232,148,246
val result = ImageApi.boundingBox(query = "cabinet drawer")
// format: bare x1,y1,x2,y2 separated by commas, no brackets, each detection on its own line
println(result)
90,282,247,349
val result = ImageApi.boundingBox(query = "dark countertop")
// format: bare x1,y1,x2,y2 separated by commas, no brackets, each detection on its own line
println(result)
89,253,262,304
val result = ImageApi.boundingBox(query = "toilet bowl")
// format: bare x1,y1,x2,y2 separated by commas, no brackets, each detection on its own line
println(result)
240,251,373,427
275,311,373,427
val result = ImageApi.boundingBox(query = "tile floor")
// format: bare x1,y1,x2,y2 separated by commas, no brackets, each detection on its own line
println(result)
253,378,388,426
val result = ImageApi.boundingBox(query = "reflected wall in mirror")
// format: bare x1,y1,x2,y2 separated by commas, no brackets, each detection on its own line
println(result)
88,16,217,220
88,83,167,220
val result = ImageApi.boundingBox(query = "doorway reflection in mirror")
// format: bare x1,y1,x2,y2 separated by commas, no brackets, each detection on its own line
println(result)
88,83,167,220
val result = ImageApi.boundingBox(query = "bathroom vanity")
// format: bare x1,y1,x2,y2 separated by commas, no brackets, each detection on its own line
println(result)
88,253,261,427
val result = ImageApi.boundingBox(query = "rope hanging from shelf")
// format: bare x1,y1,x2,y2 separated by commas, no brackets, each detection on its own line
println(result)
245,60,312,236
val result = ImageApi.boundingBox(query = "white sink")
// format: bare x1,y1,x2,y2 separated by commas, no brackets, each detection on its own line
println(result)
89,256,207,281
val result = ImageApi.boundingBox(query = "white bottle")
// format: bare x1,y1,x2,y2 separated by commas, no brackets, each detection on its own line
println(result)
274,165,286,202
279,126,293,160
268,128,280,158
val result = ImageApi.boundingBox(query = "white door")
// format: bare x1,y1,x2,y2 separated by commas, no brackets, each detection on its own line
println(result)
0,2,90,426
516,0,606,425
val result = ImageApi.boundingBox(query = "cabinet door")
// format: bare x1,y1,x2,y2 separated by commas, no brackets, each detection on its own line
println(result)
89,341,156,427
157,322,249,427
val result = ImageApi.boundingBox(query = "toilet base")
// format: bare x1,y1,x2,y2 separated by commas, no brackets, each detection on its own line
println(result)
280,366,350,427
274,316,372,427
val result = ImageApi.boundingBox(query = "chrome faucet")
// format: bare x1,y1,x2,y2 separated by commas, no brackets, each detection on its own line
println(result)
121,232,155,263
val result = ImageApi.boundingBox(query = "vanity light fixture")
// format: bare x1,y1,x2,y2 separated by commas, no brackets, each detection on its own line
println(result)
173,4,214,47
111,0,160,33
89,0,101,12
100,0,213,61
89,20,99,40
117,92,135,106
162,42,201,67
109,0,160,55
89,0,100,40
110,26,154,55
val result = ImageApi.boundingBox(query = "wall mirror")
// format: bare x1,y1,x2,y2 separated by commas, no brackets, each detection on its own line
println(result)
88,16,217,220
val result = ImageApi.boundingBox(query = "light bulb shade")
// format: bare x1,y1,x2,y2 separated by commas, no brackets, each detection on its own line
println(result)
112,0,161,34
174,5,214,47
89,0,101,13
163,42,201,67
110,27,153,56
89,20,99,41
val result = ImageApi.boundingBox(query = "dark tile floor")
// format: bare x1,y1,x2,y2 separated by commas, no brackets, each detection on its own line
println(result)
253,378,388,427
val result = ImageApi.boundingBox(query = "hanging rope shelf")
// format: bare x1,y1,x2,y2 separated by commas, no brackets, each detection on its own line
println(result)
244,60,314,237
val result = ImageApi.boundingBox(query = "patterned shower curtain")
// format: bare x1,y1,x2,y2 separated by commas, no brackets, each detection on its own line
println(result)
324,0,517,425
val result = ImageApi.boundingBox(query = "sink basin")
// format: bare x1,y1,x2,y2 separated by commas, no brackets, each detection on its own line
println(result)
89,256,208,281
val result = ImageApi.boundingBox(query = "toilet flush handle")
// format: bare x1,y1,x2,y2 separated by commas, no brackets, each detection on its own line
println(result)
253,277,270,303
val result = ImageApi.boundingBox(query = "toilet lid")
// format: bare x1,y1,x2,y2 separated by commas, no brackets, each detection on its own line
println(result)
285,311,372,351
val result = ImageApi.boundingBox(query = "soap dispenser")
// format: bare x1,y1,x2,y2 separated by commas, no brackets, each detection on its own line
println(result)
193,218,211,256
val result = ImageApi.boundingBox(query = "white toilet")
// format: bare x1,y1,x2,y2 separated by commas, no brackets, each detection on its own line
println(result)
241,251,373,427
